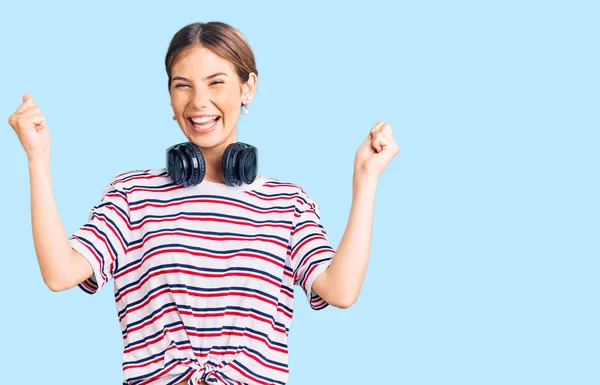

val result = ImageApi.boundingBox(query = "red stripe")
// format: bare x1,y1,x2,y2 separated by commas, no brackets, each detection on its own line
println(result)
123,342,190,370
124,324,186,354
116,267,281,302
291,232,326,260
131,214,290,232
119,288,278,322
124,314,288,356
127,229,287,254
130,196,295,216
118,172,165,184
136,355,195,385
72,236,105,284
299,258,330,287
124,308,288,356
91,202,131,245
228,361,277,385
115,246,284,281
242,191,298,202
241,348,289,373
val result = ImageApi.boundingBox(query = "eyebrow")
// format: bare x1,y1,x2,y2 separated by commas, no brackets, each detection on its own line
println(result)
172,72,228,83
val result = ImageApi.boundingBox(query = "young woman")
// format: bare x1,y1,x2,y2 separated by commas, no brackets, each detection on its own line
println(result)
8,21,399,385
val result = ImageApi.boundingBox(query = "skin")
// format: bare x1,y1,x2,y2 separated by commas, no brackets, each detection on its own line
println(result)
169,44,258,184
313,120,400,308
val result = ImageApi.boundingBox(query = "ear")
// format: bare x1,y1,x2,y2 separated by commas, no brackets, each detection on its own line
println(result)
242,72,257,104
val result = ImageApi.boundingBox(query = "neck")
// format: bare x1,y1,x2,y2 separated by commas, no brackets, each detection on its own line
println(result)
200,147,227,184
194,131,258,185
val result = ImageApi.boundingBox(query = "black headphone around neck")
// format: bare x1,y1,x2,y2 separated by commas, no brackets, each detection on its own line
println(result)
166,142,258,187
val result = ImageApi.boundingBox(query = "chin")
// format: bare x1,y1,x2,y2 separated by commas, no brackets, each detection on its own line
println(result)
180,118,234,150
189,132,230,150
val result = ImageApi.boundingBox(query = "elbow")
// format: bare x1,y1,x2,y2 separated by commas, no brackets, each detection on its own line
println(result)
331,293,358,309
45,281,65,292
43,276,69,292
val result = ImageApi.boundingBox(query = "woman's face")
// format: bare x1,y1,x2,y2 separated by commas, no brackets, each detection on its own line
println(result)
169,44,256,149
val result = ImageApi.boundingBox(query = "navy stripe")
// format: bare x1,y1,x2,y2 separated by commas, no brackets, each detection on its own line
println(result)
72,235,109,283
115,262,284,300
232,359,287,385
130,226,289,247
118,282,282,320
116,243,285,282
297,254,333,284
131,210,292,227
123,304,290,349
130,193,295,213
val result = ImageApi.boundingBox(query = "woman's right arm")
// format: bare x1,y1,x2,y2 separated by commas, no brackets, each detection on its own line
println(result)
9,93,92,292
28,157,93,292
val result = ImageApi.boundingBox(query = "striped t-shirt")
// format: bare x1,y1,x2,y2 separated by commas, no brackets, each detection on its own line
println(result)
68,168,336,385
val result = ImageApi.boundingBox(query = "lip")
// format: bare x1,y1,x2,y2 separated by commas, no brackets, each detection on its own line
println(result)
186,114,220,119
186,115,220,134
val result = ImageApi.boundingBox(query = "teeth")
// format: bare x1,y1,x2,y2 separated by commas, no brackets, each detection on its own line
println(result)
191,116,217,123
190,116,219,130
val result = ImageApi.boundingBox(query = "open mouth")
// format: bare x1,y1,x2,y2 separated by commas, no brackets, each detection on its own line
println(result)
187,116,220,133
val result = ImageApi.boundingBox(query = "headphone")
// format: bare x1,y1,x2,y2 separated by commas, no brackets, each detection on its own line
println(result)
166,141,258,187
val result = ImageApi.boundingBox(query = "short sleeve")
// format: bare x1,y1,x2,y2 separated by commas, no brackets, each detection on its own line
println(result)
69,176,131,294
289,196,336,310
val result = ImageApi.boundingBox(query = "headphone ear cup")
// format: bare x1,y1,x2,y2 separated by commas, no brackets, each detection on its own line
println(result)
184,143,206,186
237,146,258,184
222,143,243,186
167,143,190,186
166,142,205,187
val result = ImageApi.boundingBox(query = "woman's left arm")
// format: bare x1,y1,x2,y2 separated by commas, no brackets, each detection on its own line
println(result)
313,121,400,308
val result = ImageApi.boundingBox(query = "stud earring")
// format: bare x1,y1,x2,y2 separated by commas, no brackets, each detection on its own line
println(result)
172,116,176,120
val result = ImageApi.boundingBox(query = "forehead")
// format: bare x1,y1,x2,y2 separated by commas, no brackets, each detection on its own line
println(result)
171,45,235,76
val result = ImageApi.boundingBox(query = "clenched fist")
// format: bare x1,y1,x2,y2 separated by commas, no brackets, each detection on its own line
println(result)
8,93,51,161
354,120,400,180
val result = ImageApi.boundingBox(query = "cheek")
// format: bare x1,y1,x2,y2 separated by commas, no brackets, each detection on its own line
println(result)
216,87,242,109
171,93,189,110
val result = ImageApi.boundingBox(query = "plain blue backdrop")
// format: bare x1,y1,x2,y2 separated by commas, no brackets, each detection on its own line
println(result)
0,1,598,384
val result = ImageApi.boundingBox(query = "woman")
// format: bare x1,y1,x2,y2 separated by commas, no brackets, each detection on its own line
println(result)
8,21,399,385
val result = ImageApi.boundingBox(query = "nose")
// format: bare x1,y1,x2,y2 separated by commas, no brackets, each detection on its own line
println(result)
190,89,209,109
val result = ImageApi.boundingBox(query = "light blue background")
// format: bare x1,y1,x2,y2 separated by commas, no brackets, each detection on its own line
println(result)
0,1,598,384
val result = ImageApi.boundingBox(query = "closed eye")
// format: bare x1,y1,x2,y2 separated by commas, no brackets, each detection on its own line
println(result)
174,82,222,88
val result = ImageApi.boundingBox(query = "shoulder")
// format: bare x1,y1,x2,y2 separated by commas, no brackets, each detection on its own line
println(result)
106,168,170,190
263,177,319,214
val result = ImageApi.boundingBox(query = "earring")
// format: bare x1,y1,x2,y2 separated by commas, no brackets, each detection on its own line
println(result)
172,116,176,120
242,104,249,115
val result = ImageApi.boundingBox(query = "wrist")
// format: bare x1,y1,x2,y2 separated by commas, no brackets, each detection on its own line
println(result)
353,169,378,185
28,154,50,170
352,171,378,195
